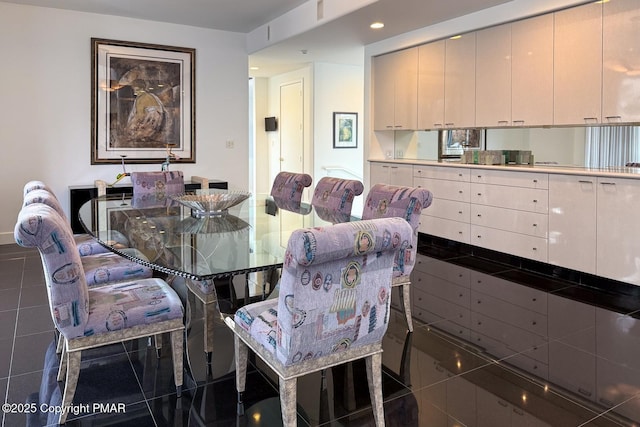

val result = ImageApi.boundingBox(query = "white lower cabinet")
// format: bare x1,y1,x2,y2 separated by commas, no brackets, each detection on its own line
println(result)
548,174,597,274
471,225,548,262
596,177,640,285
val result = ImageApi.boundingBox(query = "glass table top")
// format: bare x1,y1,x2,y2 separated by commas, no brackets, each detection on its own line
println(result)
78,190,352,280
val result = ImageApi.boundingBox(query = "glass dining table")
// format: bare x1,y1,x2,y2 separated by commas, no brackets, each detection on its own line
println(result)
78,189,354,310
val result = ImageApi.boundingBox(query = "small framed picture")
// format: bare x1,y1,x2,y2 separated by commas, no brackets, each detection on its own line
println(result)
333,112,357,149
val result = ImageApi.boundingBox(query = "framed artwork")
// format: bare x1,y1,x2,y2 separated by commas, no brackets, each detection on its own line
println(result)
91,38,196,164
333,112,357,149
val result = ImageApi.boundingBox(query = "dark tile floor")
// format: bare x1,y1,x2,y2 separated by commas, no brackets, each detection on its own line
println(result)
1,242,640,426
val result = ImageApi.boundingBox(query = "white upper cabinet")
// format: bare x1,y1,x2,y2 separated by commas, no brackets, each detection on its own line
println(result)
417,40,446,130
444,33,476,128
511,14,554,127
602,0,640,124
476,23,512,127
553,2,603,125
373,48,418,131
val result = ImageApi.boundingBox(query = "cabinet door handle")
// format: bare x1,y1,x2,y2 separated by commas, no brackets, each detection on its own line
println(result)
583,117,598,124
498,400,509,408
477,175,482,178
578,180,593,184
605,115,622,122
513,120,525,125
434,123,443,128
600,182,616,186
459,190,463,194
532,321,537,326
477,214,482,217
532,247,537,251
498,120,509,125
458,211,463,214
533,199,538,203
533,179,538,183
477,235,482,239
458,173,463,177
477,193,482,196
533,223,537,227
445,123,454,127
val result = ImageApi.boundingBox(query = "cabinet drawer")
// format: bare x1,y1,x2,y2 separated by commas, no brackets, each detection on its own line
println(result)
471,183,548,213
414,166,470,181
424,199,470,222
414,272,471,307
471,169,549,189
471,312,548,363
413,310,471,341
415,177,470,202
414,255,470,287
471,270,547,314
419,215,470,244
471,290,547,335
470,204,548,238
471,225,548,262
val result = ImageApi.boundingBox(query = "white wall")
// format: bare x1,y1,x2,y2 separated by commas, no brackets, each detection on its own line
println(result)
0,2,249,244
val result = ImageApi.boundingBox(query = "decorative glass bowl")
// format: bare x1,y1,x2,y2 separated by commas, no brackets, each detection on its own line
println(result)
178,215,250,234
170,190,251,217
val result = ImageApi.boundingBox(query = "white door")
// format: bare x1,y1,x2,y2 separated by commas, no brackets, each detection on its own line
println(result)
278,81,305,246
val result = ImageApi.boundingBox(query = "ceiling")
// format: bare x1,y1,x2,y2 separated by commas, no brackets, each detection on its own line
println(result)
2,0,511,77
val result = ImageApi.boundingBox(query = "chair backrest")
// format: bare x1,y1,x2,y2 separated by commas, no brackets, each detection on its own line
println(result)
14,203,90,339
130,171,184,207
362,184,433,279
311,177,364,216
270,171,312,207
23,188,69,222
23,180,55,198
275,217,413,365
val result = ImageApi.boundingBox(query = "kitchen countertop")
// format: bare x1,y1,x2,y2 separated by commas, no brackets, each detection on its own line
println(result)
368,158,640,179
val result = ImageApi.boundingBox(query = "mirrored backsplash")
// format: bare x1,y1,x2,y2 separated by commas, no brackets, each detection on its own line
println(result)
395,127,588,167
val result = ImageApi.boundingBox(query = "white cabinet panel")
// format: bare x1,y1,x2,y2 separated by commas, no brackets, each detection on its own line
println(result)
471,183,548,214
414,165,470,181
420,215,470,243
596,177,640,285
370,162,414,187
416,177,470,202
424,199,470,223
413,290,470,330
602,0,640,124
553,2,603,125
471,204,548,238
417,40,446,129
444,33,476,128
476,23,512,127
471,169,548,189
548,175,597,274
416,274,470,308
511,13,554,127
373,48,418,130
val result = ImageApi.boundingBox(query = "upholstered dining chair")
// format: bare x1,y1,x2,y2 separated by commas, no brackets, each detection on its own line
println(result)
14,203,185,425
23,181,129,256
311,176,364,215
225,216,414,427
131,170,185,207
362,184,433,332
269,171,313,209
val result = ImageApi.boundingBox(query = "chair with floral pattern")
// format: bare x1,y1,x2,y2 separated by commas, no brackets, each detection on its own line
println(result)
311,176,364,222
14,203,185,425
269,171,312,210
362,184,433,332
226,216,413,426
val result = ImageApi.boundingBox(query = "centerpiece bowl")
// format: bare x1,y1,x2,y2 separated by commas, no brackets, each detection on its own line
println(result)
170,190,251,217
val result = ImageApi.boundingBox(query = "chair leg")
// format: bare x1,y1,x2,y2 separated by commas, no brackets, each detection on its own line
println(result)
56,332,64,354
366,353,385,427
401,284,414,332
170,330,184,397
279,377,297,427
57,341,67,382
59,350,81,425
155,334,163,358
234,336,248,415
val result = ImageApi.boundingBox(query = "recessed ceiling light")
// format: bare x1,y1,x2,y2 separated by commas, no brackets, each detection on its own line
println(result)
449,35,462,40
250,66,259,70
370,22,384,29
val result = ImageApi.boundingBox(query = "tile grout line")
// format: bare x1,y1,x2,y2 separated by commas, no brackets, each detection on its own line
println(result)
2,256,26,427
